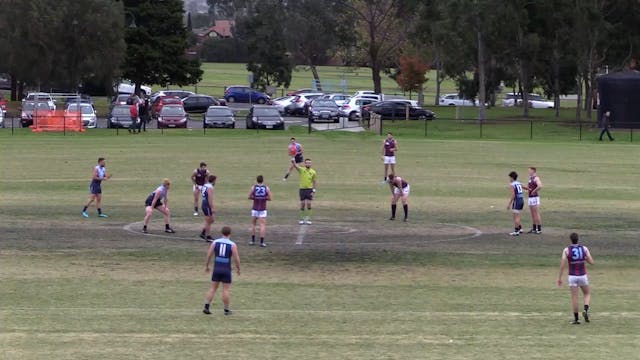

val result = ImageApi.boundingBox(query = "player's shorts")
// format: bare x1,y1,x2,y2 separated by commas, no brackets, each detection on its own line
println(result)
193,184,203,193
145,194,163,208
299,188,314,201
202,203,214,217
251,210,267,218
393,184,410,196
212,270,232,284
383,155,396,164
568,275,589,287
511,198,524,213
528,196,540,207
89,182,102,195
292,153,304,163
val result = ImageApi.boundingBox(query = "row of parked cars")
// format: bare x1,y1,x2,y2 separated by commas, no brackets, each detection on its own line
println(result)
17,93,98,128
269,90,436,122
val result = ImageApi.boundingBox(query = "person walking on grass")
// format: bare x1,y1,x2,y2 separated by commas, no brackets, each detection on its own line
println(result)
199,175,216,242
292,158,317,225
142,178,175,234
387,173,409,221
506,171,524,236
381,132,397,182
203,226,240,316
248,175,271,247
557,232,594,325
82,157,112,218
599,111,614,141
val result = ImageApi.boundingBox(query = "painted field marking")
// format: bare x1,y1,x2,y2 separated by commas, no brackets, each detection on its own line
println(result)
295,224,308,245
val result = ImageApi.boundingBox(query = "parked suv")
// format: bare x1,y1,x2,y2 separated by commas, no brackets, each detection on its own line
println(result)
362,101,435,121
339,97,377,121
108,104,135,128
246,105,284,130
224,86,270,104
23,92,56,110
285,93,324,115
66,103,97,128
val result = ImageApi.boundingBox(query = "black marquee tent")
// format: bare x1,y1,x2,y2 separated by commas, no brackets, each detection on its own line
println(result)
596,70,640,128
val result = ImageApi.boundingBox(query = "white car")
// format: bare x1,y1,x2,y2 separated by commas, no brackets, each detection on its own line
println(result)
0,108,4,128
321,93,351,107
285,93,325,115
116,82,152,96
502,93,554,109
66,103,97,128
439,94,476,106
353,90,384,100
339,97,378,121
271,96,296,114
23,92,56,110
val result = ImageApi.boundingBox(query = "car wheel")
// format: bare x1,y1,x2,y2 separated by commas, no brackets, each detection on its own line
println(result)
257,98,266,104
418,114,427,121
227,96,235,103
348,112,358,122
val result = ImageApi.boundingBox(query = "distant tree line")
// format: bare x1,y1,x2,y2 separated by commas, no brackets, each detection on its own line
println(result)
207,0,640,120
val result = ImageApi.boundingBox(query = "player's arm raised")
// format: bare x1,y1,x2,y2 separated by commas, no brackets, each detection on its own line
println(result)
556,249,568,287
232,244,241,275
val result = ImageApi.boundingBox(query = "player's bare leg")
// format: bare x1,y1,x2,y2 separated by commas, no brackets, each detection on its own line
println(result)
383,163,389,181
510,213,522,236
156,206,174,233
299,201,306,224
82,194,96,217
222,283,232,315
200,215,214,241
400,193,408,221
570,286,580,324
143,206,153,233
258,217,267,246
581,285,591,322
203,281,220,315
390,194,398,220
193,188,199,216
305,202,312,224
95,194,107,217
249,217,257,245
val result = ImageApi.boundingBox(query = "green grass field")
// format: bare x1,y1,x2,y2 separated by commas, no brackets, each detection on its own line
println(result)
1,128,639,359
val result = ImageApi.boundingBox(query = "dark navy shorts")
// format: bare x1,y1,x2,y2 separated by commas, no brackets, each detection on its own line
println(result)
294,153,304,163
202,203,213,217
512,198,524,212
299,188,314,201
145,194,163,208
89,182,102,195
212,270,231,283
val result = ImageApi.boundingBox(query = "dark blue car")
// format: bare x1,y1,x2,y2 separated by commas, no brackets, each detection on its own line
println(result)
223,86,270,104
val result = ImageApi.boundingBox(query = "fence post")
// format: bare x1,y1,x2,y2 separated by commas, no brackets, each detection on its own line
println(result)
631,127,633,142
424,118,428,137
530,118,533,140
579,119,582,141
308,118,311,134
479,119,483,138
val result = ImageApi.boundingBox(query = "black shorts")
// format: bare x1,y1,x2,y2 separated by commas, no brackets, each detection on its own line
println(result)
299,188,314,201
202,203,213,217
294,153,304,163
89,182,102,195
145,194,163,208
211,270,232,283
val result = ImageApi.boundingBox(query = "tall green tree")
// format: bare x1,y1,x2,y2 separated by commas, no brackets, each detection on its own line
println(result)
284,0,353,91
122,0,203,94
0,0,125,99
243,0,292,91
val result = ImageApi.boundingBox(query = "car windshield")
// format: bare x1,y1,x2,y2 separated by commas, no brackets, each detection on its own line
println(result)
206,108,233,116
254,108,280,116
161,107,185,116
68,105,93,114
117,95,129,102
23,102,49,111
313,100,337,107
528,95,544,101
163,98,182,103
112,107,130,116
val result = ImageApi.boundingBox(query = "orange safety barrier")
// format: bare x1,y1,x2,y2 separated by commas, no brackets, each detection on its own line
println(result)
31,110,84,132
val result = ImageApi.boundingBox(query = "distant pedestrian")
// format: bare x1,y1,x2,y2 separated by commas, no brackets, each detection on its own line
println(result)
81,157,112,218
138,97,150,132
598,111,614,141
203,226,240,316
129,101,139,134
557,232,594,325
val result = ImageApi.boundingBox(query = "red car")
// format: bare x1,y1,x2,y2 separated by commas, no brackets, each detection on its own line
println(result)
151,96,183,118
157,105,188,128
